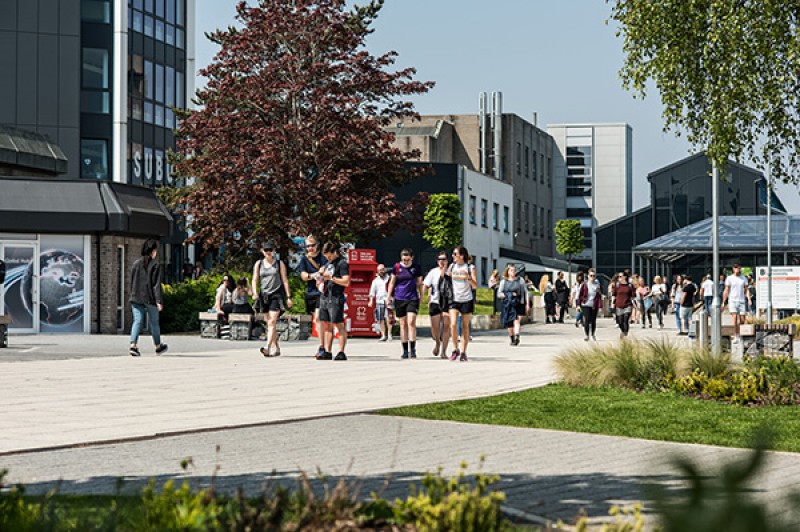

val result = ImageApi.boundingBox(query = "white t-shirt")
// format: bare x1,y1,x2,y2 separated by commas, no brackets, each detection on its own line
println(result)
725,274,748,303
423,268,443,305
449,263,475,303
369,275,389,305
701,279,715,297
651,283,667,297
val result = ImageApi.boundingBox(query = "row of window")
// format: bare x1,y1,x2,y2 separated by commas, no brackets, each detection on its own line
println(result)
128,0,187,49
566,145,592,197
514,142,552,185
129,55,186,128
515,198,552,239
468,196,510,233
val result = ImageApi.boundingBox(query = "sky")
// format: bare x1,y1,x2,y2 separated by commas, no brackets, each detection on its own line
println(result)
194,0,800,213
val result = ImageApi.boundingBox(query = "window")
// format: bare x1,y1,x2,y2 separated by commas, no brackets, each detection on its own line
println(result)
567,207,593,218
481,257,488,286
144,101,153,123
539,154,544,183
492,203,499,230
547,157,553,186
539,207,545,237
82,48,110,114
532,204,537,234
82,0,110,23
155,0,165,18
503,206,509,233
165,66,175,106
176,0,184,26
176,71,185,108
155,64,164,103
469,195,476,224
166,0,175,23
516,198,521,234
481,199,488,227
155,19,165,41
547,210,553,239
516,142,521,175
166,24,175,45
524,202,529,233
132,9,143,32
524,146,530,177
144,60,153,99
81,139,108,180
532,150,537,179
144,14,153,37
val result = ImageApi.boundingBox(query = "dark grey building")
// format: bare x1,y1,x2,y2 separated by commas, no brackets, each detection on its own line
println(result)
595,152,786,279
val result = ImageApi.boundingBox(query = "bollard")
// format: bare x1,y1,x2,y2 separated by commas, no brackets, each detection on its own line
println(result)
697,309,708,345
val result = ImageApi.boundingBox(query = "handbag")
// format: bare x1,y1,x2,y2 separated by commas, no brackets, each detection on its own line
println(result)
438,273,454,309
644,297,653,312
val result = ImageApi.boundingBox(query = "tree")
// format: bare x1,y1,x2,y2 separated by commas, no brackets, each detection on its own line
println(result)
173,0,433,254
423,194,462,251
554,219,584,276
609,0,800,183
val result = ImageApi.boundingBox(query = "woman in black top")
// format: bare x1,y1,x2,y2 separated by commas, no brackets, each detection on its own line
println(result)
555,272,569,323
129,239,168,357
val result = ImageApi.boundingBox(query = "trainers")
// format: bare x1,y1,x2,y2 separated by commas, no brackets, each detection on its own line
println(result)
449,350,460,361
733,336,740,344
129,346,141,357
459,352,468,362
315,346,325,358
155,344,168,355
592,335,597,341
584,335,589,341
317,351,333,360
334,352,347,361
400,351,409,359
379,335,388,342
409,350,417,359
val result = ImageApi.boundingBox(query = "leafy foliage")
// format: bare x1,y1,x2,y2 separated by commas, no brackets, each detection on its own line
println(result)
423,193,462,252
554,219,584,260
610,0,800,183
173,0,433,253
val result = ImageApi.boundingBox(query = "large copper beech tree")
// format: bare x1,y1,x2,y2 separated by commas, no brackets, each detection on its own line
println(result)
173,0,433,252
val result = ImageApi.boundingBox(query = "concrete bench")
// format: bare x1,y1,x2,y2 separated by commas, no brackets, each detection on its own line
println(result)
0,314,10,348
198,311,311,341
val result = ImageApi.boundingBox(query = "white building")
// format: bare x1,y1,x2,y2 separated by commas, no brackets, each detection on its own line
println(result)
548,123,633,265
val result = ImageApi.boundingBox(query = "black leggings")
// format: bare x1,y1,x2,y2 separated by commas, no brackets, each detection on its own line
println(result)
655,299,666,326
616,308,631,335
582,306,597,336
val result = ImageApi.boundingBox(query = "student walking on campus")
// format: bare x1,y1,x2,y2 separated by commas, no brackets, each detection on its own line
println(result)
671,274,684,333
570,272,584,328
555,272,569,323
296,235,327,357
722,263,751,344
129,239,168,357
636,276,653,329
422,251,451,357
679,274,697,336
368,264,392,342
387,248,423,359
540,274,557,324
577,270,602,341
651,275,669,329
498,264,529,346
252,241,293,358
448,246,478,361
612,271,635,339
317,242,350,360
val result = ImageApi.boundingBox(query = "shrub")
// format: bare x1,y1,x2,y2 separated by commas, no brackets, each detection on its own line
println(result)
688,348,732,379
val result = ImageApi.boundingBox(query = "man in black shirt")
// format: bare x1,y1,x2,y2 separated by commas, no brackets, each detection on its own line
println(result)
680,274,696,336
317,242,350,361
296,235,328,357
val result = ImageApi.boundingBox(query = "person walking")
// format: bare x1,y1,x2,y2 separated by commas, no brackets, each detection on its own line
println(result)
296,235,328,358
447,246,477,361
680,275,697,337
651,275,669,329
422,251,451,358
612,271,635,339
722,263,751,344
368,264,392,342
555,272,570,323
700,274,715,313
387,248,423,359
570,272,584,328
637,276,653,329
671,274,684,333
252,241,293,357
577,270,602,341
747,274,757,315
317,242,350,360
129,239,168,357
498,264,529,345
540,274,556,324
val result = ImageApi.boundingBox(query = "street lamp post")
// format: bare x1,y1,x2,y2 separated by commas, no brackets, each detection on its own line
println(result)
711,162,721,353
766,171,773,325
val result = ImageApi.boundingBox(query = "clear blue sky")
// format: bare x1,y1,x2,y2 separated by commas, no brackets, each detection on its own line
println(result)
194,0,800,212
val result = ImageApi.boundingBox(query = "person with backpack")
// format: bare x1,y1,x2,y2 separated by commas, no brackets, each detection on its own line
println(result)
422,251,451,358
498,264,529,346
612,271,635,339
577,270,602,341
129,239,168,357
252,241,292,358
387,248,423,359
447,246,478,361
316,242,351,361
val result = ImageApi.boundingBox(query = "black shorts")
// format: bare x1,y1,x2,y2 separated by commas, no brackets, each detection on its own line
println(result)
394,299,419,318
305,294,321,314
319,297,345,324
449,300,474,315
429,302,444,317
260,291,286,313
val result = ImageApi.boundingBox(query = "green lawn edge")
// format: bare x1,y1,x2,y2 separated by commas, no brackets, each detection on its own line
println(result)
379,383,800,453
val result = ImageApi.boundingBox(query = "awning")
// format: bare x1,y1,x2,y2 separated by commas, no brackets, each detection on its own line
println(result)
0,177,172,236
0,125,68,175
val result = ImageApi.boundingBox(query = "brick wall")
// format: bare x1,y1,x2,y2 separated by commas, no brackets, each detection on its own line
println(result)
90,235,147,334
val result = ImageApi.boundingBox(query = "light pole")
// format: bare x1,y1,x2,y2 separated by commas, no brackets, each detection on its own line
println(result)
711,162,721,354
765,171,773,325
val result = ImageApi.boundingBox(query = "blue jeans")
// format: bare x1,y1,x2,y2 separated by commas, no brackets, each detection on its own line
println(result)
674,303,681,330
704,296,713,313
131,302,161,346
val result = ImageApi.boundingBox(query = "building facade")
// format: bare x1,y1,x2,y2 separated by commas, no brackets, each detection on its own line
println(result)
548,123,633,265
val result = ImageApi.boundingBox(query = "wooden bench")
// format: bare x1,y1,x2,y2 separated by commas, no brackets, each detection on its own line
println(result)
0,314,10,348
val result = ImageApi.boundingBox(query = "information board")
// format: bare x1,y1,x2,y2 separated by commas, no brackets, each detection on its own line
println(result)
756,266,800,310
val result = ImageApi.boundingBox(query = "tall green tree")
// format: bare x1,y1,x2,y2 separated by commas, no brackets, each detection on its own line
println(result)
554,219,584,276
172,0,433,253
423,194,462,252
609,0,800,183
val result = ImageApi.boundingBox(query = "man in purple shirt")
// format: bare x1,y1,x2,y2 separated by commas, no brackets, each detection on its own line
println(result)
387,248,422,359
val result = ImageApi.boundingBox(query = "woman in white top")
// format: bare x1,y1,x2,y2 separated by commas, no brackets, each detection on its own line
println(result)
447,246,477,362
422,251,451,358
650,275,669,329
539,274,557,324
670,274,684,333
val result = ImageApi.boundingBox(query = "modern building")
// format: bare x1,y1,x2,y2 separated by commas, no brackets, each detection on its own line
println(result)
594,152,786,280
390,93,556,259
363,163,513,285
548,123,633,266
0,0,192,334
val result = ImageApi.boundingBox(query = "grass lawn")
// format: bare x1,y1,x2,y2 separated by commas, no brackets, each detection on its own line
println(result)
380,383,800,452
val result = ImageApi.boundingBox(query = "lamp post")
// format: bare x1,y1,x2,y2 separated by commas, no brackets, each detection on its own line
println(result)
766,171,773,325
711,162,721,354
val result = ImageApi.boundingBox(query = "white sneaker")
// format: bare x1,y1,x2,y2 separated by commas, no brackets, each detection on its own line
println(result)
733,336,740,344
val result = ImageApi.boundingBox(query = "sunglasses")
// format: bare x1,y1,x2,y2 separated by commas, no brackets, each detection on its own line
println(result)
306,243,318,248
401,253,411,257
262,248,274,252
437,257,447,261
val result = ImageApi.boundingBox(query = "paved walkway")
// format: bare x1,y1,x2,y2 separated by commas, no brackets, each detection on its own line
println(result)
2,316,799,526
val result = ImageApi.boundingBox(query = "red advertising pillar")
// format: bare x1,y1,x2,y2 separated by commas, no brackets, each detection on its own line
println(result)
345,248,380,337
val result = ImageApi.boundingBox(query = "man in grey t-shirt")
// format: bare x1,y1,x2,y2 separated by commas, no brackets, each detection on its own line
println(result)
722,263,751,344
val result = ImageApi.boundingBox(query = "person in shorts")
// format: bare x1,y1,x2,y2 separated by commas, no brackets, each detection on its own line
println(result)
296,235,328,357
423,251,451,358
723,263,751,343
252,241,293,357
387,248,422,359
317,242,350,361
447,246,477,361
368,264,391,341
